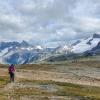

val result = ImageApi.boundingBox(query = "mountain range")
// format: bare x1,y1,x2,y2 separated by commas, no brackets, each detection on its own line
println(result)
0,33,100,64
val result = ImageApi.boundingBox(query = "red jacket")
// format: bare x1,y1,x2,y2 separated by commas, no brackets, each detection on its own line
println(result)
8,65,15,73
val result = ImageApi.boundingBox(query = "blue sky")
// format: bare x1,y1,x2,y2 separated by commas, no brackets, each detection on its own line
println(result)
0,0,100,44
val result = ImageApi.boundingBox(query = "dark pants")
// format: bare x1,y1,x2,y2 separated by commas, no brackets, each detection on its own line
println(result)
9,72,14,82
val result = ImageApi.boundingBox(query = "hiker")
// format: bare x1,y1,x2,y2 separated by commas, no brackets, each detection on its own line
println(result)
8,64,15,82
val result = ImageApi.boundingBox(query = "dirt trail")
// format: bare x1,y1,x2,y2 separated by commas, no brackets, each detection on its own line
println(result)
3,78,71,100
0,67,100,100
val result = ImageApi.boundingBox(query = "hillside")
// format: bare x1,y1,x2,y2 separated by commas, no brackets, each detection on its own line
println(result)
0,57,100,100
0,33,100,64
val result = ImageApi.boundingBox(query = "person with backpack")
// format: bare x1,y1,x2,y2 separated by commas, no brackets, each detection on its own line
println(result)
8,64,15,82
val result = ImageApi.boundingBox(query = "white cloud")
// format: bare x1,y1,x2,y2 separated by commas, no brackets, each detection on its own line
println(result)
0,0,100,44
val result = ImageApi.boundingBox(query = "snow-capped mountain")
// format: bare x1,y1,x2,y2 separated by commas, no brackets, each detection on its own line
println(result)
0,41,44,64
71,33,100,53
43,34,100,62
45,33,100,56
0,33,100,64
53,45,72,54
51,34,100,54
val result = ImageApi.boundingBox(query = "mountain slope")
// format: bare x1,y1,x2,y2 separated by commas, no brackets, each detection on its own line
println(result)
0,41,44,64
71,34,100,53
0,33,100,64
42,33,100,62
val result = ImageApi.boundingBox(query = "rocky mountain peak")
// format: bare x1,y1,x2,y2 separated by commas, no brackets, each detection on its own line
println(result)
93,33,100,38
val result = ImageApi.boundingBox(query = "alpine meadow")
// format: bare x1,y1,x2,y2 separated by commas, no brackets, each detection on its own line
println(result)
0,0,100,100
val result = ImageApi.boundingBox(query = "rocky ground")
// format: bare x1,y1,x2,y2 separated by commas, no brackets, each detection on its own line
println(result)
0,59,100,100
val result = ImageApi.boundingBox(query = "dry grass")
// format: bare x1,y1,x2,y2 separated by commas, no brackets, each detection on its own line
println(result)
0,58,100,100
0,75,9,100
16,60,100,72
14,79,100,100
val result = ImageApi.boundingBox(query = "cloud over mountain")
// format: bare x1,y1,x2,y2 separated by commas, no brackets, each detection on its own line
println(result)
0,0,100,44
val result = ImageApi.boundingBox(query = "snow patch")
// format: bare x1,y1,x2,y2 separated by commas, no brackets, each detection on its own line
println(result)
36,46,43,50
0,48,8,56
72,37,100,53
